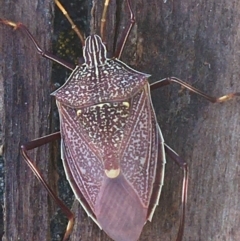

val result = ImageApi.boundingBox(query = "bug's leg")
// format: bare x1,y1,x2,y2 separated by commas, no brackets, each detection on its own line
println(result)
114,0,135,59
150,77,240,103
21,132,74,241
55,0,85,45
164,144,188,241
100,0,110,43
0,19,75,70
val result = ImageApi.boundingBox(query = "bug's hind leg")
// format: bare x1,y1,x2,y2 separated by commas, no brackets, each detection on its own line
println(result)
164,144,188,241
21,132,74,241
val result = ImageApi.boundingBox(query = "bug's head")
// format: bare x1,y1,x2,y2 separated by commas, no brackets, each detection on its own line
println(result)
83,35,108,68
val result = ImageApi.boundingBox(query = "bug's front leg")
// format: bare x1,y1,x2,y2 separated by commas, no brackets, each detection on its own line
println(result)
0,18,75,70
21,132,74,241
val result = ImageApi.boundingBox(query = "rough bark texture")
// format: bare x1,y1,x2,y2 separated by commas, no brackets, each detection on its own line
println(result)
0,0,54,240
1,0,240,241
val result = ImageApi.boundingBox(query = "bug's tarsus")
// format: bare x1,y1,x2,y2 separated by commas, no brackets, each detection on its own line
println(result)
0,18,75,70
151,77,240,103
164,144,188,241
54,0,85,46
114,0,135,59
20,132,75,241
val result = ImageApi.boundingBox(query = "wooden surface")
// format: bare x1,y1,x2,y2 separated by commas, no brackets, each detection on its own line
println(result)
1,0,240,241
0,0,55,240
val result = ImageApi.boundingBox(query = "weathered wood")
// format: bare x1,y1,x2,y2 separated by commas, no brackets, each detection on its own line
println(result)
0,0,54,240
1,0,240,241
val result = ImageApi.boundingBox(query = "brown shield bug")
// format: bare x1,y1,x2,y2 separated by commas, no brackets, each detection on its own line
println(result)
1,0,239,240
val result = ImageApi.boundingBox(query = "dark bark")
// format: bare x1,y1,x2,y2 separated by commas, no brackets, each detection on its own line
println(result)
1,0,240,241
0,0,54,240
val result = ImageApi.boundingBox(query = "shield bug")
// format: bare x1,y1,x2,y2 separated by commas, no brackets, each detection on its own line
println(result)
1,0,239,241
